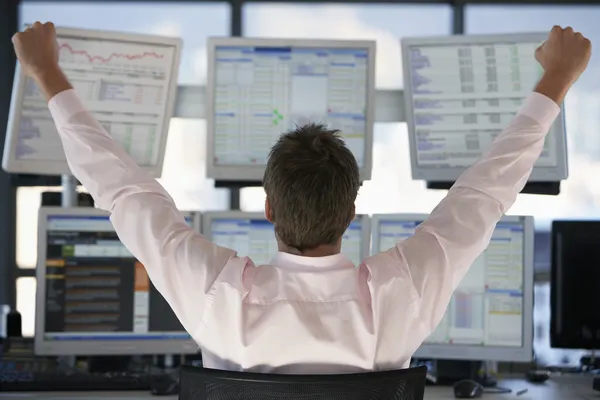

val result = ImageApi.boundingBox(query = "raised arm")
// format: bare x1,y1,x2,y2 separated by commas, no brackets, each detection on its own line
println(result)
383,26,591,333
12,22,236,335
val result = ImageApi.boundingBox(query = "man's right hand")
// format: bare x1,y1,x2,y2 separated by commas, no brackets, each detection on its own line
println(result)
534,26,591,104
12,21,72,101
12,21,60,79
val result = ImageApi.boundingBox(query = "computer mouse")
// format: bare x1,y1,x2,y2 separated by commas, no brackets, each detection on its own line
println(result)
525,369,550,383
453,379,484,399
150,377,179,396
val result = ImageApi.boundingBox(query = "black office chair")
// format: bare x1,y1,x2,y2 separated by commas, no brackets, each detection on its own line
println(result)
179,364,427,400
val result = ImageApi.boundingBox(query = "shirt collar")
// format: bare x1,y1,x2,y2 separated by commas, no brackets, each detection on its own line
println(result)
269,251,354,270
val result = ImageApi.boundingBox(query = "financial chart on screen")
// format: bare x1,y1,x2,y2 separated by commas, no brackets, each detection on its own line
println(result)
373,215,528,350
35,208,199,355
206,213,366,266
3,27,181,176
206,38,375,181
402,34,567,182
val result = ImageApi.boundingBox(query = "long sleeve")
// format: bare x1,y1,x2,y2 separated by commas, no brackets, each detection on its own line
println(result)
381,92,560,333
48,89,236,336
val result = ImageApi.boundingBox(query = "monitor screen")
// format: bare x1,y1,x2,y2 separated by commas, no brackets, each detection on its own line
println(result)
204,212,369,267
372,214,534,362
402,33,567,183
206,38,375,182
211,217,278,267
341,218,367,267
3,26,181,176
34,208,199,356
551,220,600,350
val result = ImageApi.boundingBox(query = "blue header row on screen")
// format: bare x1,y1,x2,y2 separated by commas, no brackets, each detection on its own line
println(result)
214,112,366,120
379,219,523,230
48,215,194,223
48,333,190,342
46,214,523,236
216,46,368,57
47,215,362,229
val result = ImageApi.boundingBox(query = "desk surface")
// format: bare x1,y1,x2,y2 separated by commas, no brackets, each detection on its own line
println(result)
1,375,596,399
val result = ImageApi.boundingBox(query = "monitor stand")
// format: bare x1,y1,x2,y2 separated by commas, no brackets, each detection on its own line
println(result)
580,353,600,371
214,180,263,190
215,180,263,211
41,191,94,207
416,359,497,387
214,180,366,211
426,181,561,195
87,356,132,373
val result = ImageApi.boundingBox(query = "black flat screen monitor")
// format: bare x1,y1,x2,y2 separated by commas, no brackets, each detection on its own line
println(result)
551,220,600,349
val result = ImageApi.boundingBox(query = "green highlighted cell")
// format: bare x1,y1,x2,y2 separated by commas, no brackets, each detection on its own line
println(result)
272,108,284,125
62,245,75,257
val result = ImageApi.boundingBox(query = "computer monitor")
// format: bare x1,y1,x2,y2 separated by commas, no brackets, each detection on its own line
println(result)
202,212,370,267
34,207,200,356
205,37,376,182
401,33,568,183
371,214,534,362
551,220,600,350
3,26,181,177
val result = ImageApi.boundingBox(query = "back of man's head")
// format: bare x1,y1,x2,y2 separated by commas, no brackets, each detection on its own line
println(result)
263,123,360,252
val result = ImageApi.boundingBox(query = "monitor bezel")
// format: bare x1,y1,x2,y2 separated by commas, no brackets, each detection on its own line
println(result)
3,25,182,177
205,36,376,182
401,32,568,183
34,206,201,356
354,214,372,265
371,213,535,362
202,211,371,264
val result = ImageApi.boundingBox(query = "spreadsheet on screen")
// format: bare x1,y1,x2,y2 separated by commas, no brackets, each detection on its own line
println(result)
210,217,365,267
4,28,180,176
376,218,525,348
403,35,567,182
37,212,196,353
211,45,369,168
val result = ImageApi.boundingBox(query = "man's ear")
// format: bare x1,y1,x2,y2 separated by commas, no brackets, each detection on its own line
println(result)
265,197,274,223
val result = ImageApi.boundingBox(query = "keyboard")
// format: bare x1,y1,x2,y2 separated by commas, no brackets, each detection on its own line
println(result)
0,371,165,391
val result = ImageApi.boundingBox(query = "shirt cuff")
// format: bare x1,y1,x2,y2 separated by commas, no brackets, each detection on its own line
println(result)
48,89,87,126
518,92,561,131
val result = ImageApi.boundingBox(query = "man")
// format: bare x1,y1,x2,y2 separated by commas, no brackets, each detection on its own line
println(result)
12,23,590,373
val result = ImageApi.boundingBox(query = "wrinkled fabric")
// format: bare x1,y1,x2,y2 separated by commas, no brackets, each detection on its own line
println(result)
49,89,559,373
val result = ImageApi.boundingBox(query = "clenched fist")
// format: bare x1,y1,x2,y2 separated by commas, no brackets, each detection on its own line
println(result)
12,21,60,79
536,25,591,85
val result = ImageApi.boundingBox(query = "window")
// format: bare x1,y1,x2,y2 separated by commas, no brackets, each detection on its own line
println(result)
466,5,600,365
16,186,61,269
466,5,600,229
16,277,36,337
240,3,452,213
16,1,231,334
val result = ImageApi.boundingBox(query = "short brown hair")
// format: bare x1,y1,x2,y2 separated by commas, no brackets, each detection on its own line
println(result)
263,123,360,251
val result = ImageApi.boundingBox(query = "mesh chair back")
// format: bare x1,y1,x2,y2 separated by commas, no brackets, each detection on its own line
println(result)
179,365,427,400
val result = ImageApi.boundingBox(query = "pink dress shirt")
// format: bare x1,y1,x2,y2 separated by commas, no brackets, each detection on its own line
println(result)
48,89,560,374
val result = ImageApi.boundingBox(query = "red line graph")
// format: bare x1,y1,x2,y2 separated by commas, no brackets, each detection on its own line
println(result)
59,42,164,64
